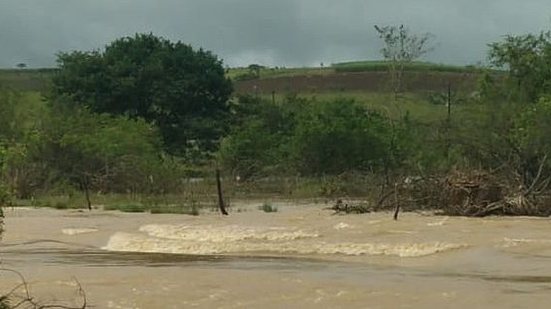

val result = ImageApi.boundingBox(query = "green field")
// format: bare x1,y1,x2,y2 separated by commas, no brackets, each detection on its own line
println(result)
331,60,487,73
0,68,55,91
227,60,487,81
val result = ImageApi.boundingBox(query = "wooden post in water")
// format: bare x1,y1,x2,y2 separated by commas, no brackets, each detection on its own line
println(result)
446,82,452,163
393,182,400,220
216,169,229,215
81,176,92,211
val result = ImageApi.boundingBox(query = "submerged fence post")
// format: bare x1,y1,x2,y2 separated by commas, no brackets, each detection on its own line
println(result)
81,176,92,211
216,169,229,215
393,182,400,220
445,81,452,163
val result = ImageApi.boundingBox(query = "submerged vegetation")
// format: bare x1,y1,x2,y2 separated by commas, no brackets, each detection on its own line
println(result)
259,202,278,213
0,29,550,218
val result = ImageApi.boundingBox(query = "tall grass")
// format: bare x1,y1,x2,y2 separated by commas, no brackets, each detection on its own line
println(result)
0,69,54,91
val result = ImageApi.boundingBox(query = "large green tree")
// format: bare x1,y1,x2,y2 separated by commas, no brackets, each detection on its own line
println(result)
51,33,233,156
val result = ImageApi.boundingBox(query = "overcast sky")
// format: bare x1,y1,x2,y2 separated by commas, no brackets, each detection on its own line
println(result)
1,0,550,68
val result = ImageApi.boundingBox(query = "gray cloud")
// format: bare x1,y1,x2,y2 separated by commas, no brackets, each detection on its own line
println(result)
0,0,550,68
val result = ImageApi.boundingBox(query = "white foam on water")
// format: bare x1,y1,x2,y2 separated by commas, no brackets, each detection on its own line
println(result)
500,237,551,248
311,241,465,257
139,224,319,242
333,222,353,230
103,224,466,258
62,228,99,235
427,217,449,226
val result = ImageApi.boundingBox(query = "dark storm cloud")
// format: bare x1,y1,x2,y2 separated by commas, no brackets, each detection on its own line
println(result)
0,0,550,68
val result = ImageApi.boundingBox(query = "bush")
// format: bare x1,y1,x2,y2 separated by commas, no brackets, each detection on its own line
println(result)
219,95,297,179
258,202,278,213
220,96,409,178
104,203,147,213
290,98,393,175
31,101,166,195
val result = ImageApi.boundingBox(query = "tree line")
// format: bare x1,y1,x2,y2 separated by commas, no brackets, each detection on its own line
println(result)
0,29,551,216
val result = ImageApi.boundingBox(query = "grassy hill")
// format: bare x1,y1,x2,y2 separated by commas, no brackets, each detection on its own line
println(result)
0,62,489,125
227,60,489,81
0,61,492,96
226,60,496,97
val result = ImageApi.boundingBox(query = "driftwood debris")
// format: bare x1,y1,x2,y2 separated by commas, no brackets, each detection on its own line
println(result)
368,166,551,218
439,167,551,217
0,268,87,309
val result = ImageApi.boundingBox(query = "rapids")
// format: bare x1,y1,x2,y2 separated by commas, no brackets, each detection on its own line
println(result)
1,203,551,308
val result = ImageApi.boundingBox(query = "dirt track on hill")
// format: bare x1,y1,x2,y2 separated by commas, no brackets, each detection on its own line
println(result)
234,71,480,95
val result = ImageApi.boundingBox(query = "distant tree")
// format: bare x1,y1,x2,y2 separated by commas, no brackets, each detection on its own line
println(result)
374,24,434,98
488,30,551,102
51,33,233,157
15,63,27,69
247,64,264,79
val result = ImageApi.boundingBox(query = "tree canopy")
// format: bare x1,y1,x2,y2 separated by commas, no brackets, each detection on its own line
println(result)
489,30,551,102
51,33,233,156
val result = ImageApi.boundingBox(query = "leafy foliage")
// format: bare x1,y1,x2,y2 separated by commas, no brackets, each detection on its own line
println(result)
489,31,551,102
36,99,164,194
290,98,392,175
221,96,401,177
219,95,298,179
51,33,233,156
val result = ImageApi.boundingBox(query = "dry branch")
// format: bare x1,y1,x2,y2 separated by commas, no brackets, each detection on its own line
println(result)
0,268,87,309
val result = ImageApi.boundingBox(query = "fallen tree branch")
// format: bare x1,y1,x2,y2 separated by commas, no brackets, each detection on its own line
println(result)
1,268,87,309
524,153,548,197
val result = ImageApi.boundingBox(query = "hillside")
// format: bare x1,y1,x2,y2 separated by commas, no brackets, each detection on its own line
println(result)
233,71,480,95
0,61,489,94
230,61,492,95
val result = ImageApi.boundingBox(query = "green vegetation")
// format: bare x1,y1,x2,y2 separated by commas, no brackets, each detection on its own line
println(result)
258,202,278,213
0,29,551,217
0,68,53,91
227,61,482,81
332,60,483,73
51,33,233,157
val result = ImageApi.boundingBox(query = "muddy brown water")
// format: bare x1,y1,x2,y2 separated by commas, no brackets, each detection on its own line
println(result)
1,203,551,308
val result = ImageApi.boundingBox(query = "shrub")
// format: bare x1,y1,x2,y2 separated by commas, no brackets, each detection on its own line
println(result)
104,203,147,213
219,95,296,179
258,202,278,213
290,98,393,175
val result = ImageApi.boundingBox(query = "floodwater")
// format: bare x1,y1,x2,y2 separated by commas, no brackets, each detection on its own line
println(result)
1,203,551,308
